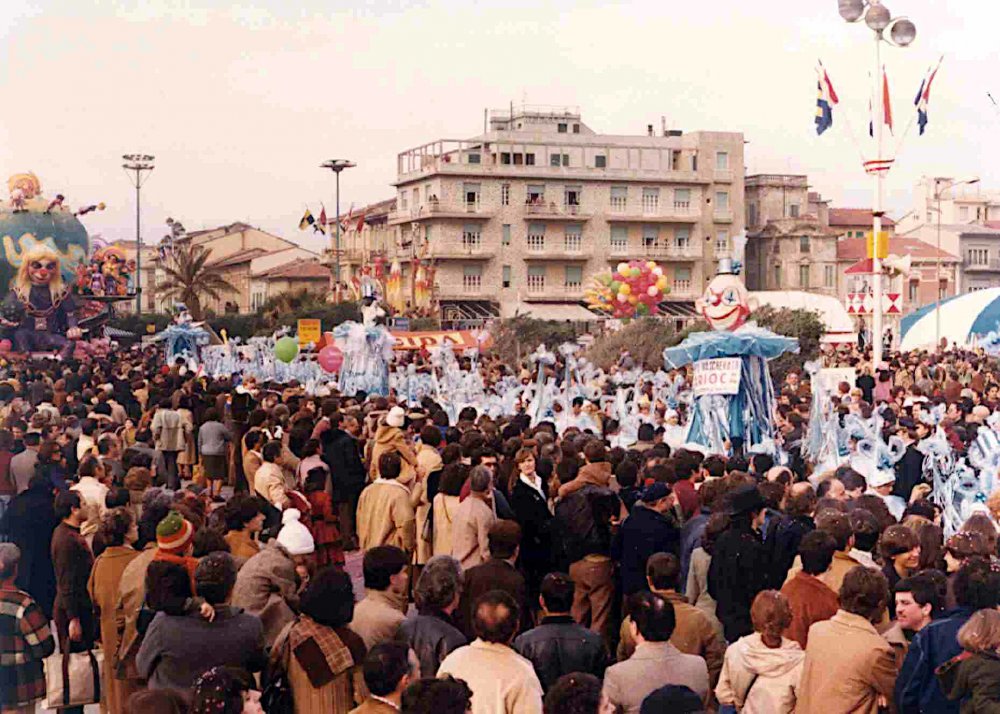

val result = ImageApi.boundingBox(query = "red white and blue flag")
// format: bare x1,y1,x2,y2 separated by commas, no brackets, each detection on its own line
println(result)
815,62,839,135
914,60,941,136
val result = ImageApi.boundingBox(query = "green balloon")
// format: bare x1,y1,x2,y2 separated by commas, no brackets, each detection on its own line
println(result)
609,281,621,293
636,302,650,315
275,336,299,363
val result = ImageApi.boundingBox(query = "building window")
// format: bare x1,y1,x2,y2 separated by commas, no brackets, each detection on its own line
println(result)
525,153,535,165
467,153,481,164
908,280,918,302
564,186,581,208
501,184,510,205
500,152,512,165
968,248,989,265
463,265,482,291
715,151,729,170
463,183,480,209
399,190,408,210
774,265,781,286
642,224,660,249
671,150,681,171
550,153,569,167
642,187,660,213
610,186,627,212
674,188,691,209
800,236,810,253
799,264,810,288
502,265,512,288
610,225,628,252
692,153,698,171
573,123,580,134
675,228,691,249
960,206,970,221
565,265,583,290
824,265,835,288
673,267,692,294
527,223,546,251
412,187,420,205
715,191,730,211
502,224,511,246
748,203,758,227
462,224,481,250
527,266,546,292
715,230,729,253
557,123,568,133
564,225,582,253
789,204,800,218
594,155,606,168
527,184,545,205
939,279,948,300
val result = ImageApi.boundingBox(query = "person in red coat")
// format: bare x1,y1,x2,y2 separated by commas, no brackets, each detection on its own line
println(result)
304,467,343,569
781,530,839,648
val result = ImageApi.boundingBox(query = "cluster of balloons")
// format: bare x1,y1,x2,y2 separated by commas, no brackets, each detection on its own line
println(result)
584,260,668,318
274,334,345,374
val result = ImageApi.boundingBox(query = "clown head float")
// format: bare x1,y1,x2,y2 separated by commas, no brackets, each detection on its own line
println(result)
696,258,757,332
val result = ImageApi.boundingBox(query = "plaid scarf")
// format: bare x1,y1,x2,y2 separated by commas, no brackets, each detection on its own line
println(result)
289,615,356,676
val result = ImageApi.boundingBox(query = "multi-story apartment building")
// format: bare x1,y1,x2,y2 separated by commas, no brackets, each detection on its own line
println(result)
382,106,744,322
744,175,841,295
896,176,1000,236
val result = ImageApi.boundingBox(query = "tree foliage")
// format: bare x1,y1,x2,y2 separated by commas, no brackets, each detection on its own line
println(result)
157,244,237,320
585,318,679,370
490,317,581,364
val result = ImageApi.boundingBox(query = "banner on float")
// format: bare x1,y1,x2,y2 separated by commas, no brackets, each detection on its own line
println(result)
692,358,741,396
297,319,322,347
390,330,493,351
817,367,856,394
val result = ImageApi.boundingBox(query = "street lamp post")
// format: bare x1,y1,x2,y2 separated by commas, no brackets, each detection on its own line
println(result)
934,177,979,348
838,0,916,369
122,154,155,314
320,159,356,302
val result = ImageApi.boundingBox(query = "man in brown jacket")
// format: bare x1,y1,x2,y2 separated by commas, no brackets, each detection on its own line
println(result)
349,546,409,650
797,566,897,714
781,530,839,648
356,453,416,555
618,553,725,690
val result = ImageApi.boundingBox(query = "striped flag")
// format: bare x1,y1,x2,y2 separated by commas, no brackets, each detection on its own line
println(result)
315,205,327,234
815,62,839,135
914,59,941,135
298,209,315,231
869,68,894,136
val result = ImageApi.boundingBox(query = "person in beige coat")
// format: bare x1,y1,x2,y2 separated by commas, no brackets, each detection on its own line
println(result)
432,464,466,558
796,566,897,714
716,590,804,714
366,407,421,484
254,441,290,512
413,426,443,566
450,466,497,571
356,453,416,555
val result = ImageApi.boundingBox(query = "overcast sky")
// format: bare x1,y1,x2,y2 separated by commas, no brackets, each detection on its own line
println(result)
1,0,995,252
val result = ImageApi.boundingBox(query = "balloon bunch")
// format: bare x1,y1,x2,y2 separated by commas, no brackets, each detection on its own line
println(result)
584,260,668,318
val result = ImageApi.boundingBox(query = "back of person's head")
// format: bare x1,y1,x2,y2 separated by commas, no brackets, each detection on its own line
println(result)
751,453,774,475
639,685,705,714
646,552,681,591
751,590,793,644
401,676,473,714
223,493,261,532
363,642,414,697
627,591,676,642
539,572,574,613
839,468,867,493
957,608,1000,654
960,514,1000,555
637,423,655,442
188,666,254,714
785,483,817,517
469,465,492,494
378,452,402,480
839,565,889,623
543,673,602,714
582,440,606,463
414,555,462,611
472,590,520,644
98,507,134,548
0,543,20,580
23,431,41,448
420,424,440,447
261,440,282,463
105,487,130,510
849,508,881,552
54,490,81,520
300,566,356,628
362,545,409,591
127,688,189,714
954,556,1000,610
194,552,237,605
487,519,521,560
815,509,853,551
144,560,192,610
244,430,264,452
799,530,837,576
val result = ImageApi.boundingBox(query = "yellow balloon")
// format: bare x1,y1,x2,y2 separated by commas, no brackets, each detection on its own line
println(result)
657,277,668,290
620,284,631,295
646,261,657,270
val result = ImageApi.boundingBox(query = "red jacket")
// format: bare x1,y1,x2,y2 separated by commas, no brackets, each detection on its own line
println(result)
780,570,839,648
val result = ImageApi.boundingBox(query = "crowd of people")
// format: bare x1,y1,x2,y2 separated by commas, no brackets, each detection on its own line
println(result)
3,342,1000,713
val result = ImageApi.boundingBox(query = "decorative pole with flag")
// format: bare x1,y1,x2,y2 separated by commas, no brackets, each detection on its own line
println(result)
915,58,941,135
320,160,356,302
815,61,839,135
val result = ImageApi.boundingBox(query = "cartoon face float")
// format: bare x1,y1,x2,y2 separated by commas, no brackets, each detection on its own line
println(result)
696,258,757,332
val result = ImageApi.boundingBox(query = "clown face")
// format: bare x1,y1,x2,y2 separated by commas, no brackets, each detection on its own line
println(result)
697,273,756,331
28,257,59,286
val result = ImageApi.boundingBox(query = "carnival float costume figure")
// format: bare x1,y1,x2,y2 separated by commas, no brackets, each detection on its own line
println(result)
662,258,797,455
1,244,81,358
333,278,395,397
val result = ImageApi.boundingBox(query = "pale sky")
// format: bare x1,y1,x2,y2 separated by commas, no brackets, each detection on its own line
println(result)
1,0,995,252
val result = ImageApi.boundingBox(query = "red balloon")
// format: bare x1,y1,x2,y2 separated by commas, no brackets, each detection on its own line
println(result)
318,345,344,373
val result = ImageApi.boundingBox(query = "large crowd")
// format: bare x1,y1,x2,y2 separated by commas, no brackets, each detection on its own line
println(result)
3,342,1000,713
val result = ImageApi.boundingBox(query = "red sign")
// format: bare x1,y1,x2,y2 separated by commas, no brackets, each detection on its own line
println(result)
390,330,493,351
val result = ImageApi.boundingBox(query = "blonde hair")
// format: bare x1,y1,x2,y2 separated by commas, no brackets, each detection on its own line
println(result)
14,244,64,300
957,609,1000,653
751,590,792,647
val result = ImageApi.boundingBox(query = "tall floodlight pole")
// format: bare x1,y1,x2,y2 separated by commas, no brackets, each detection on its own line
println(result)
320,160,356,301
838,0,916,368
933,177,979,348
122,154,155,314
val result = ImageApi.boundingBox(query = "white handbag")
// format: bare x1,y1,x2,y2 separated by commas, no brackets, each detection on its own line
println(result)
43,648,104,709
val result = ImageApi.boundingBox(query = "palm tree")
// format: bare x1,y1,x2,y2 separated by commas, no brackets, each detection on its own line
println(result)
157,243,237,319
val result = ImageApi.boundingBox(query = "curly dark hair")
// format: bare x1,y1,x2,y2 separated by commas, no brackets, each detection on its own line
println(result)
98,507,134,547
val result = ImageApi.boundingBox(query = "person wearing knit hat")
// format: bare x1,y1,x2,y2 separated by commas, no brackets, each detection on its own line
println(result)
386,406,405,429
276,509,315,556
153,510,199,586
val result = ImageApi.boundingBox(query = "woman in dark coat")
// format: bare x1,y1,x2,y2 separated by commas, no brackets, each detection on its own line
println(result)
0,475,58,618
507,448,552,605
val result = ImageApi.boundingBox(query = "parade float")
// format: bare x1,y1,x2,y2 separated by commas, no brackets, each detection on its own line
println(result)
0,172,129,359
662,257,798,455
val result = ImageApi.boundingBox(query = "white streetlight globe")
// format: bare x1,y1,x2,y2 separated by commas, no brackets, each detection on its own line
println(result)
838,0,865,22
889,17,917,46
865,3,891,30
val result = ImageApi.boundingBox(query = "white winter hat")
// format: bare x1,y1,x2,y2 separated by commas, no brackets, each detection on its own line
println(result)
276,509,315,556
386,406,406,428
868,469,896,489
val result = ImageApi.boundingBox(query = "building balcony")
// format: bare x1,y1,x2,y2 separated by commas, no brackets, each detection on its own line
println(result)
964,259,1000,272
714,169,734,183
523,203,592,220
713,209,733,223
607,241,703,261
437,281,485,298
524,242,589,261
388,200,493,225
523,284,585,301
427,239,495,260
605,205,700,223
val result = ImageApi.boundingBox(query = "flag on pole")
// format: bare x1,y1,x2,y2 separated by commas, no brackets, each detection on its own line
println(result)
815,62,839,135
315,205,327,234
298,209,315,231
355,212,367,231
883,67,894,134
914,59,941,135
